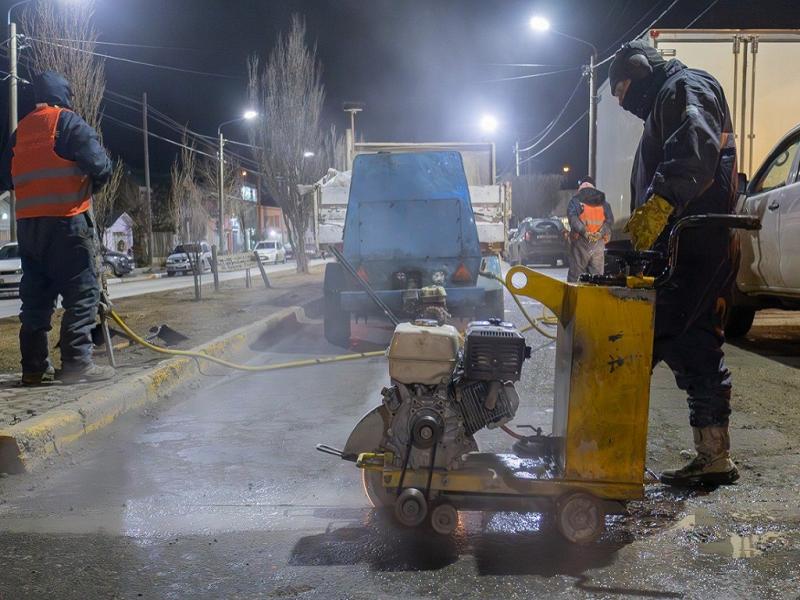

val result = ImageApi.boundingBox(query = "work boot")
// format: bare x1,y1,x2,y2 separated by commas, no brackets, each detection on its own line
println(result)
58,363,116,384
660,426,740,487
21,364,56,386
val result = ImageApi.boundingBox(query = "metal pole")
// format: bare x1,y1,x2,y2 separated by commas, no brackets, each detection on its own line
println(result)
211,243,220,292
8,21,17,242
255,172,263,242
218,131,225,254
587,52,598,180
514,141,520,177
142,92,154,264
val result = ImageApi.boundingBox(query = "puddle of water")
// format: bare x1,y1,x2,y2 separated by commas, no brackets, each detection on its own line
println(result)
670,507,717,531
700,532,787,558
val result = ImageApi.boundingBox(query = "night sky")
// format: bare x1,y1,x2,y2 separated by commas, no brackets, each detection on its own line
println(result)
2,0,799,178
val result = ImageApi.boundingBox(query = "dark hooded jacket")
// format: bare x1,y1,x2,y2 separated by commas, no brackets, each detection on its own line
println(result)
0,71,112,192
566,186,614,239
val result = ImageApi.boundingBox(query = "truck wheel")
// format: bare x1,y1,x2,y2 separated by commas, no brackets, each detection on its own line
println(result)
725,306,756,338
556,492,605,544
324,262,351,347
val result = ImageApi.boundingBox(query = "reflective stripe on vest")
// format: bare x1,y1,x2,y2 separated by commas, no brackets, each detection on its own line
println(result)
579,203,605,234
11,106,92,219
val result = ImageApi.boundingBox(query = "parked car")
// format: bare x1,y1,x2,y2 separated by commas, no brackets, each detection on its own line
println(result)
506,217,568,267
253,240,286,264
729,124,800,336
166,242,212,277
101,247,134,277
0,242,22,296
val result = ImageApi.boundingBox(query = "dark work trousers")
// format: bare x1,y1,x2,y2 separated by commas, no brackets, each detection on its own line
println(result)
17,213,99,374
567,236,605,283
652,226,736,428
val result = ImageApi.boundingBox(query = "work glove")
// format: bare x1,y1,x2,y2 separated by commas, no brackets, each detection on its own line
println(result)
586,232,601,243
624,194,674,251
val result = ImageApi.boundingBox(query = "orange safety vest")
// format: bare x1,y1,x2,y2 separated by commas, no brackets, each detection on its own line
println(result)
11,105,91,219
579,203,605,234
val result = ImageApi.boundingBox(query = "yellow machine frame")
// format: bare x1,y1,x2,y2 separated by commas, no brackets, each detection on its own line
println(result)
362,266,657,503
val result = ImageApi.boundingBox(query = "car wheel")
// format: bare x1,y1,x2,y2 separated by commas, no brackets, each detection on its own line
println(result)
167,271,176,277
725,306,756,338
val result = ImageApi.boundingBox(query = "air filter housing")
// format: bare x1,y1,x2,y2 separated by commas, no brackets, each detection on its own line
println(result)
463,320,528,382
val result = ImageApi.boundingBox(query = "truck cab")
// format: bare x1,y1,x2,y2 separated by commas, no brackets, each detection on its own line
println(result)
323,151,503,346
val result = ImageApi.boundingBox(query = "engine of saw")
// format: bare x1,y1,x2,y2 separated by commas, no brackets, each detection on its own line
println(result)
381,319,527,472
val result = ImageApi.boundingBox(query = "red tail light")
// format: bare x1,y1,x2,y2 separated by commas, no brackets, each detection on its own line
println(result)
524,231,532,242
452,263,472,283
356,266,369,282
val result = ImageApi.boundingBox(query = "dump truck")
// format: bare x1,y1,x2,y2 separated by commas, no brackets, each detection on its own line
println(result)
596,28,800,225
323,151,504,346
312,142,511,255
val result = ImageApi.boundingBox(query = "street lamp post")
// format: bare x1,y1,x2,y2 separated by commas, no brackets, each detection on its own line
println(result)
216,110,257,254
529,16,598,180
7,0,35,242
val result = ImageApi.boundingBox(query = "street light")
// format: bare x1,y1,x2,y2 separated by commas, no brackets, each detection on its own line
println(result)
562,164,571,174
217,110,258,253
529,15,599,180
479,114,498,134
303,151,315,158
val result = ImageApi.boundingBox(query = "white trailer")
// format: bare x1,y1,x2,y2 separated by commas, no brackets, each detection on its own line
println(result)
311,142,511,254
596,29,800,224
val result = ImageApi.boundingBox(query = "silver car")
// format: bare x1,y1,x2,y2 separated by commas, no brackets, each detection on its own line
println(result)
0,242,22,295
166,242,212,277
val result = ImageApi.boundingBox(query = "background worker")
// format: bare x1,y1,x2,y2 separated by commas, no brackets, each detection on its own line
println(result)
610,41,739,487
566,175,613,282
0,71,114,385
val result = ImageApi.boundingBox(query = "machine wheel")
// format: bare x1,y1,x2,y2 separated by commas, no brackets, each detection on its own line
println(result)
556,492,605,544
725,306,756,338
430,503,459,535
395,488,428,528
361,468,395,508
324,262,351,347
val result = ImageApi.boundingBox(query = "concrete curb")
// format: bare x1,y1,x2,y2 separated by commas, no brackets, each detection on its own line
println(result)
0,306,303,474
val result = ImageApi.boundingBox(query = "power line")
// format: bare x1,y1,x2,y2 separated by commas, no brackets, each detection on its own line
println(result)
518,110,588,166
596,0,681,67
481,66,579,83
684,0,721,28
483,62,575,68
600,0,667,55
23,36,244,80
48,37,205,52
519,73,586,150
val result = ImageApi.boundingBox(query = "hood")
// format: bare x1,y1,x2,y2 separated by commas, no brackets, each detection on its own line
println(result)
575,187,605,206
609,41,681,120
32,71,73,108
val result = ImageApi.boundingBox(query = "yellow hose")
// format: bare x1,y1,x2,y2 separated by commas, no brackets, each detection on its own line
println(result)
109,268,555,372
480,271,557,340
109,309,385,372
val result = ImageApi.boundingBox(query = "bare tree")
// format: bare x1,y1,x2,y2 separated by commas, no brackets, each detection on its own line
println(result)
168,132,209,243
21,0,123,241
197,156,243,251
248,16,330,273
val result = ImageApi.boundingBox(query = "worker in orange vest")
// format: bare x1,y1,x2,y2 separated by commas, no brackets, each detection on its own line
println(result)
0,72,114,384
566,176,614,282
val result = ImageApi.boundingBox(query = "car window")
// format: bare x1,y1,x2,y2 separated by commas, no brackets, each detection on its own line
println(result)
0,244,19,260
752,136,800,193
533,221,561,234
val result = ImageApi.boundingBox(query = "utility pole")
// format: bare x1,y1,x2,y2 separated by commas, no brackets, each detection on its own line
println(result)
217,131,225,254
7,19,17,241
587,52,598,181
142,92,154,264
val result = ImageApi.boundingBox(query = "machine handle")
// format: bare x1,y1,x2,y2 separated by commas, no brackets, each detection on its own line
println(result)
768,202,780,211
657,214,761,287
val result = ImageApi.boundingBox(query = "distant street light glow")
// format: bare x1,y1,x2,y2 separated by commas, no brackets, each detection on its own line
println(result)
479,114,498,134
529,16,551,32
303,151,315,158
243,110,258,120
562,165,571,173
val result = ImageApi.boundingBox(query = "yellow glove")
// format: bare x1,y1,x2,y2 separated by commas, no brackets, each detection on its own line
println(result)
624,194,674,251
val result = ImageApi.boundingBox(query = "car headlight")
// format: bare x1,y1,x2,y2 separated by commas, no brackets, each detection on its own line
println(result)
15,269,22,274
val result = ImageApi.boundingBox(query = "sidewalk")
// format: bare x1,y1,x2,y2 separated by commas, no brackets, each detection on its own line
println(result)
0,266,325,471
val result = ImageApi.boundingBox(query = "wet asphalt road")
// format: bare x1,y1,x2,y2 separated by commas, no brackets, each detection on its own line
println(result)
1,266,799,599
